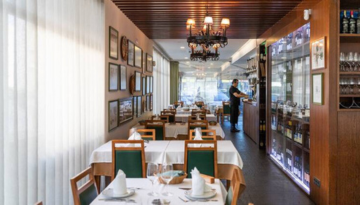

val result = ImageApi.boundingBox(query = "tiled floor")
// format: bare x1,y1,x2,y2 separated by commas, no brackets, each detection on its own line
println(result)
221,115,314,205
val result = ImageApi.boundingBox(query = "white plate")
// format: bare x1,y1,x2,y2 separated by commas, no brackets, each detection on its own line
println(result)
102,188,135,199
184,189,216,199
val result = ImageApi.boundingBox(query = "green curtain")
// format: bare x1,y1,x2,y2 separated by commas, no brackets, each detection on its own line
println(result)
170,61,179,103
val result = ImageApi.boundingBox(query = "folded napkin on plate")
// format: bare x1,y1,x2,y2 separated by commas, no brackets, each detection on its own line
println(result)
113,170,127,196
191,167,212,196
128,131,142,140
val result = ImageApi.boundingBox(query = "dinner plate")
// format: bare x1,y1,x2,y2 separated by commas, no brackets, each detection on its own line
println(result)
184,189,216,199
102,188,135,198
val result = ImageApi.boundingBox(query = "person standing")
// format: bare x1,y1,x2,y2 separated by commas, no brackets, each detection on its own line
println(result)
229,79,247,132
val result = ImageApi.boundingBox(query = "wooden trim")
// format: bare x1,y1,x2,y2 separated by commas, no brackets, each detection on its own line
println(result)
111,140,146,180
70,167,98,205
189,129,217,140
184,140,218,178
145,120,166,140
199,174,215,184
188,120,209,137
128,128,156,140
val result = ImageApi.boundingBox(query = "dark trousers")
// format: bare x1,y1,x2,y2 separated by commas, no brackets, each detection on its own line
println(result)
230,104,239,126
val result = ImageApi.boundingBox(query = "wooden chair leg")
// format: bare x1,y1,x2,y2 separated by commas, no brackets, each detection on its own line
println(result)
226,179,231,190
94,175,101,193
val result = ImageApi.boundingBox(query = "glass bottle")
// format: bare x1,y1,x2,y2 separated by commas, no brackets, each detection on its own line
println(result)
343,10,349,33
350,11,356,34
357,9,360,34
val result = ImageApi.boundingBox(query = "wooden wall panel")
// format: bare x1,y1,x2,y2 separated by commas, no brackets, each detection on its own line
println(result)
337,112,360,204
243,102,259,144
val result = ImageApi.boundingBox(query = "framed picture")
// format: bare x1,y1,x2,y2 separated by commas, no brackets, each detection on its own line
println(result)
133,96,137,117
127,40,135,66
120,36,128,61
312,73,324,105
109,63,118,91
146,76,150,94
135,71,141,92
108,100,118,131
141,96,145,114
149,76,153,93
146,95,150,112
311,37,326,70
137,96,142,117
146,54,153,72
142,52,146,72
142,77,146,96
150,94,153,111
134,45,142,68
120,65,127,90
109,27,118,60
119,97,133,124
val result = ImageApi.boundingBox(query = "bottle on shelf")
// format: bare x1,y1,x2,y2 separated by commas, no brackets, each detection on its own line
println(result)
358,9,360,34
342,10,349,33
350,11,356,34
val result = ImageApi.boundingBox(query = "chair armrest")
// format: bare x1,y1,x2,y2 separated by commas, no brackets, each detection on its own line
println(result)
200,174,215,184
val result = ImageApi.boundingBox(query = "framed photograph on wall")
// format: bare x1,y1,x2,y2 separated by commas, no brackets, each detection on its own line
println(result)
120,65,127,90
119,97,133,124
143,96,147,112
133,96,137,117
137,96,142,117
146,95,150,112
134,45,142,68
146,76,150,94
142,52,146,72
109,63,118,91
311,37,326,70
135,71,141,92
127,40,135,66
109,27,118,60
108,100,118,131
142,77,146,96
149,76,153,93
312,73,324,105
150,94,153,111
146,54,153,72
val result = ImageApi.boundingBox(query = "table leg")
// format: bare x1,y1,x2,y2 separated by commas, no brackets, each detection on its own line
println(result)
94,175,101,193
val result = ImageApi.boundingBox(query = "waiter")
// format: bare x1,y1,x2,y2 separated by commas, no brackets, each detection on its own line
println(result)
229,79,247,132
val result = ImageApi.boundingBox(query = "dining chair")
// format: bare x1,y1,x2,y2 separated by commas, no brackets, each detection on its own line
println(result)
174,101,184,108
184,140,217,178
161,111,175,122
191,113,207,120
191,109,206,115
222,101,231,123
128,128,156,140
70,167,98,205
145,120,166,140
225,168,247,205
195,101,204,108
189,129,216,140
188,120,208,137
111,140,146,180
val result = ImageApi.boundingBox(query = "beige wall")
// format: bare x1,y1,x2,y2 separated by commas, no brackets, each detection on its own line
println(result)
105,0,153,142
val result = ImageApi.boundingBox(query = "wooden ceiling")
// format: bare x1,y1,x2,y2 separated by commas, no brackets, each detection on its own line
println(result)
111,0,318,39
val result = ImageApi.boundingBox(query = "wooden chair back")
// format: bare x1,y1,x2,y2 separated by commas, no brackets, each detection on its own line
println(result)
191,113,207,120
188,120,208,137
222,101,231,115
184,140,218,178
151,115,169,122
145,120,166,140
189,129,216,140
161,111,175,122
191,109,206,115
225,168,247,205
128,128,156,140
111,140,146,180
174,101,184,107
70,167,98,205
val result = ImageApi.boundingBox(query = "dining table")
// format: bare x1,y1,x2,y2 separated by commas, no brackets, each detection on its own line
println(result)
90,178,227,205
132,122,225,139
90,140,244,191
174,114,217,122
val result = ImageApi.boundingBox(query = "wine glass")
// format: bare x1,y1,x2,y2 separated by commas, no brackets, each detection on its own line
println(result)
160,164,174,197
147,163,159,196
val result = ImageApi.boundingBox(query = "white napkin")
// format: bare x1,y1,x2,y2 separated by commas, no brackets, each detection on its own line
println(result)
196,113,201,121
194,127,203,140
113,170,127,196
191,167,212,196
128,131,142,140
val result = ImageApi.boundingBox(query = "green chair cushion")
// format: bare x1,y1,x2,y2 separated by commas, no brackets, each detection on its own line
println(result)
168,115,175,123
223,105,231,114
187,150,214,178
147,126,164,140
79,183,97,205
225,187,233,205
115,150,143,178
142,137,154,141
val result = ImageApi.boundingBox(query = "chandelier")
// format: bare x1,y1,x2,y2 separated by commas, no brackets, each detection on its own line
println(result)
186,6,230,51
190,44,220,62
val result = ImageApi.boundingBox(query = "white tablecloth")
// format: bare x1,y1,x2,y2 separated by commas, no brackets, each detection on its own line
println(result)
89,141,170,165
133,123,225,139
91,178,227,205
89,140,243,169
175,114,217,122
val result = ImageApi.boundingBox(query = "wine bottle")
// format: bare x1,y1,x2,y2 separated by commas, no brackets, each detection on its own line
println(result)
350,11,356,34
357,9,360,34
343,10,349,33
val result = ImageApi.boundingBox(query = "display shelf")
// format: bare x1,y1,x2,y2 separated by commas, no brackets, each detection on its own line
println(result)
339,95,360,97
339,72,360,75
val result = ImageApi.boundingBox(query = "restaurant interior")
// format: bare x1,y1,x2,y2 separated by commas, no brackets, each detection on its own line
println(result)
1,0,360,204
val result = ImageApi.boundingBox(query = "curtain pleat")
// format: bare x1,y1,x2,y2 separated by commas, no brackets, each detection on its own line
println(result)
153,50,170,114
0,0,105,204
169,61,179,103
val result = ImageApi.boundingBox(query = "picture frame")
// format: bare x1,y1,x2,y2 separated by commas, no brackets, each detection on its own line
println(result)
135,71,141,92
109,27,118,60
142,96,146,113
127,40,135,66
133,96,137,117
120,65,127,90
146,54,153,72
311,37,326,70
119,97,133,124
142,52,146,72
150,94,153,111
312,73,324,105
108,63,118,91
134,45,142,68
149,76,153,93
120,36,128,61
134,96,142,117
108,100,118,131
142,77,146,96
146,76,150,94
146,95,150,111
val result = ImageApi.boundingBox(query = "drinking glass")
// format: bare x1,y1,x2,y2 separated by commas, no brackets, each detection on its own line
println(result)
340,52,345,72
160,164,175,196
147,163,159,196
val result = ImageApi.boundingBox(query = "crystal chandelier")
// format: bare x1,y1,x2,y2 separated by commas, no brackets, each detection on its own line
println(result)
186,6,230,52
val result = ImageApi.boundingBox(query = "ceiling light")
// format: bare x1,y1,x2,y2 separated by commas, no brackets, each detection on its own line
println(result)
180,46,185,49
184,57,188,59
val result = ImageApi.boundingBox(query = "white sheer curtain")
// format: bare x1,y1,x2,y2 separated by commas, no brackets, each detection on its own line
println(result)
0,0,105,204
153,50,170,114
